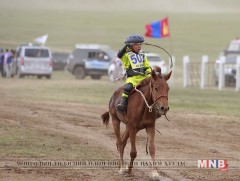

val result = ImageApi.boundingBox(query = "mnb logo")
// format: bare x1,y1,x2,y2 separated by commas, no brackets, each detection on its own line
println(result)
198,160,228,171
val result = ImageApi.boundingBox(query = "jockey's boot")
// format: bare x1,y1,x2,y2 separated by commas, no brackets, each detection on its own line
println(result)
117,97,128,113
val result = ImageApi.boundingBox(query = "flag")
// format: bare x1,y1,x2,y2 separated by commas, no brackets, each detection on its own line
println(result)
34,34,48,45
145,17,170,38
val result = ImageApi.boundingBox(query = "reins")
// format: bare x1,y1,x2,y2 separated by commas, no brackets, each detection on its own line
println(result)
134,79,168,112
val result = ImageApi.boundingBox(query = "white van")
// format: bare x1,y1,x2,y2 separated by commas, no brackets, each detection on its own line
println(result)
214,39,240,86
13,45,52,79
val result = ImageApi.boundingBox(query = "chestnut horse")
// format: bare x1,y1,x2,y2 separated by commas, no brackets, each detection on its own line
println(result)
101,67,171,180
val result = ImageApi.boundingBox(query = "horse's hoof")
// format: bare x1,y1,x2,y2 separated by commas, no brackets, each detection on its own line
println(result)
118,167,127,175
150,170,160,181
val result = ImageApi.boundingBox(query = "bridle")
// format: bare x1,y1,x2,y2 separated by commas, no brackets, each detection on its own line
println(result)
150,80,168,102
134,78,168,112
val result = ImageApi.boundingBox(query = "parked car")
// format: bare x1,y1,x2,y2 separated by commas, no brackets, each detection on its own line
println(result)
12,44,52,79
52,52,69,71
146,52,167,74
67,44,116,79
215,39,240,86
108,52,167,82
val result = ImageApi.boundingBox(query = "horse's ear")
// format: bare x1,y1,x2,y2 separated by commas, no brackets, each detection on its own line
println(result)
164,71,172,81
151,69,158,80
152,65,161,75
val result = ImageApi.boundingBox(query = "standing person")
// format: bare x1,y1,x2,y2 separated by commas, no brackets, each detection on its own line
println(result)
116,34,152,113
0,49,4,76
8,49,15,77
3,49,11,77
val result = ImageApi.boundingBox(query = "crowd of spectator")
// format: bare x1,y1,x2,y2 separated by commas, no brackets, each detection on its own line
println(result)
0,48,16,78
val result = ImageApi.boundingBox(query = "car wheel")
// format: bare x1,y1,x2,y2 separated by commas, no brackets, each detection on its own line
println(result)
74,66,85,79
91,75,101,80
37,75,42,79
46,75,51,79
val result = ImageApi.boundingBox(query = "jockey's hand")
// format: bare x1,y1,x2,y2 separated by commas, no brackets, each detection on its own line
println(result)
145,67,152,77
126,45,131,52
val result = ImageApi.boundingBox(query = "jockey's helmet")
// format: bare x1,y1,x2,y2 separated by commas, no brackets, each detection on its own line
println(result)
124,34,144,44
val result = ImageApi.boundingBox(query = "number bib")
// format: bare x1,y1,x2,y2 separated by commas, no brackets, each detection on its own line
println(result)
127,52,144,69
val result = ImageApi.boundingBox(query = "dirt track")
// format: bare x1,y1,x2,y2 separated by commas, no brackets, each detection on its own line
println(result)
0,95,239,181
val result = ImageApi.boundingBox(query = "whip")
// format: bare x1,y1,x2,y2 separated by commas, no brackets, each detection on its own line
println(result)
142,42,173,70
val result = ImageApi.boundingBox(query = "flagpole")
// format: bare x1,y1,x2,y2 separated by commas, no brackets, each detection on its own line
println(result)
167,16,174,58
166,16,175,86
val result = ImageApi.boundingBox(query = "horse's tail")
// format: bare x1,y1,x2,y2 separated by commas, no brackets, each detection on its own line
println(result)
101,111,110,128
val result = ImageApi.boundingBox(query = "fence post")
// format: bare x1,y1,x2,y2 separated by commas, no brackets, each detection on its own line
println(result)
169,56,175,86
236,56,240,92
200,55,208,89
183,55,190,87
218,56,225,90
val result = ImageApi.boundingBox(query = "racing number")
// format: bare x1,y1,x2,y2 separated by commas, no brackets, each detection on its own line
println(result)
130,54,143,64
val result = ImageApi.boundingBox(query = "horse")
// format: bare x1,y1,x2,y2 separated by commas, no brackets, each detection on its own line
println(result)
101,66,171,180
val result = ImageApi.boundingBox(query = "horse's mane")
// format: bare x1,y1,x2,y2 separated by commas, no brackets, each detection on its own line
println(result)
138,66,163,87
138,76,151,87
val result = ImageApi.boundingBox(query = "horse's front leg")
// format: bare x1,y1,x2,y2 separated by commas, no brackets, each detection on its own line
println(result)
127,126,137,175
147,125,160,181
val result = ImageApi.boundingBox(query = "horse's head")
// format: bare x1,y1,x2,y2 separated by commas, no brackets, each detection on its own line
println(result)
150,66,172,116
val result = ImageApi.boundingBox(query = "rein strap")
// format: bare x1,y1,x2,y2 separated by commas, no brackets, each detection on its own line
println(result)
134,86,154,112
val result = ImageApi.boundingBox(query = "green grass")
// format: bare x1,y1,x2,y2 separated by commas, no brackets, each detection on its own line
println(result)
0,122,112,160
0,73,239,160
169,87,240,117
1,71,240,117
4,73,116,105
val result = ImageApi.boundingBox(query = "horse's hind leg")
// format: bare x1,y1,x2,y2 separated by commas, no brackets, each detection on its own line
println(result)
127,127,137,175
121,127,129,152
111,116,127,175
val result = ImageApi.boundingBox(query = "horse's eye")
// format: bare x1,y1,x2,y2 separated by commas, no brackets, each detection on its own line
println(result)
154,87,158,91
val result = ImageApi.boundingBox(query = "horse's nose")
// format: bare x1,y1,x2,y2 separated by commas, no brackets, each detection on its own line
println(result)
161,106,169,112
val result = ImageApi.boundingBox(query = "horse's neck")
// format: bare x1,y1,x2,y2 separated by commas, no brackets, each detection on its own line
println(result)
137,83,153,104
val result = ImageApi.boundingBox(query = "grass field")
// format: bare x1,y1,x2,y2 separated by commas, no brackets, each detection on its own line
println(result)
2,71,240,117
0,71,239,162
0,0,240,62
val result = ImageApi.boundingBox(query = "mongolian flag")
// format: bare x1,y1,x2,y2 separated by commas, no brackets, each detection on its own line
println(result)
145,17,170,38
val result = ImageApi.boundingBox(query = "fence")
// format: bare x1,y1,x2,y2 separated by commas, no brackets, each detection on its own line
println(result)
183,55,240,92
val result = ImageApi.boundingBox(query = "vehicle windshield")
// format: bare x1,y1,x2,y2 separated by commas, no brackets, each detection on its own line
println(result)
25,48,49,58
147,56,162,62
225,54,238,64
105,50,116,59
227,40,240,52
